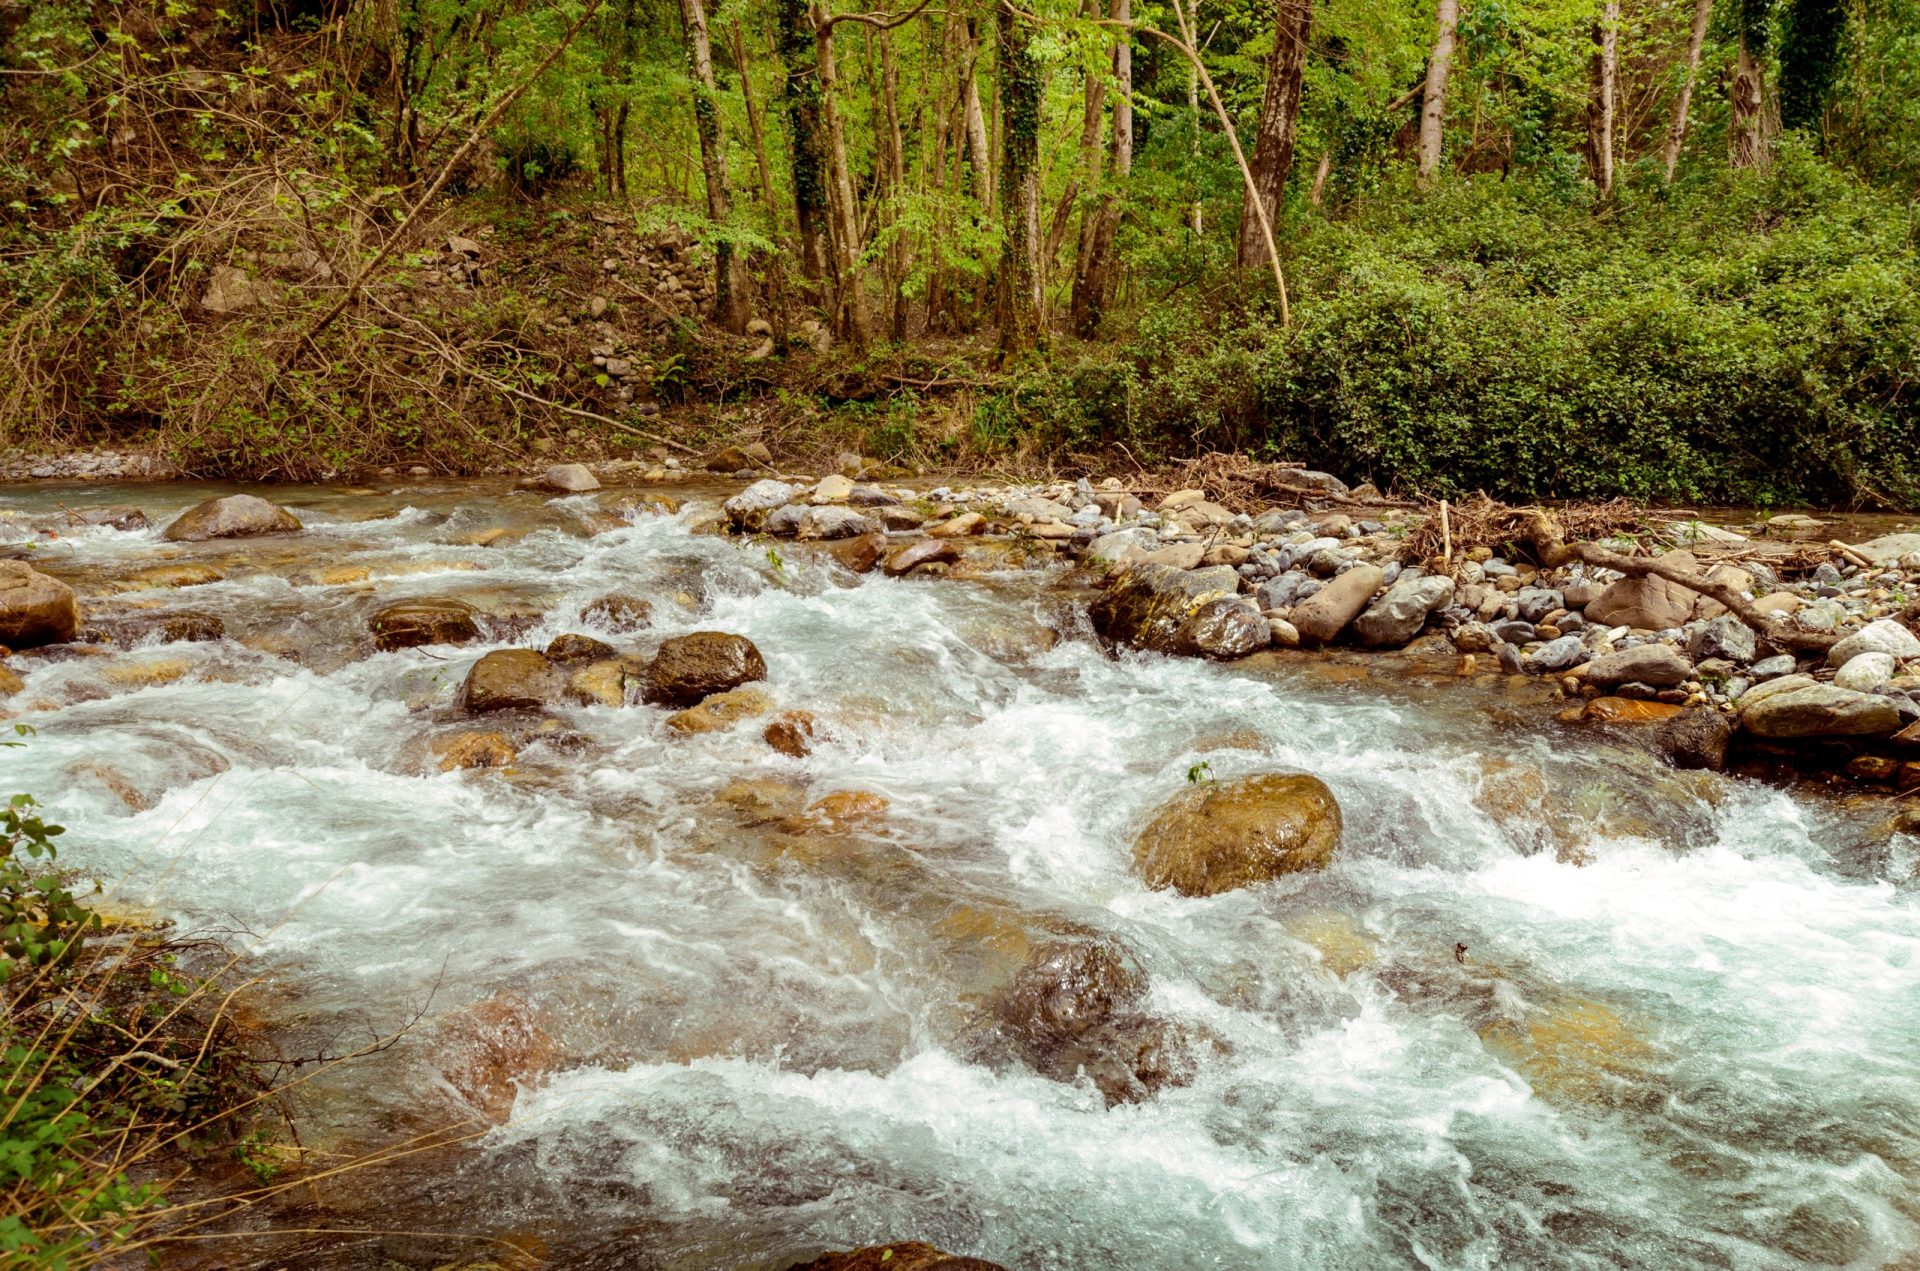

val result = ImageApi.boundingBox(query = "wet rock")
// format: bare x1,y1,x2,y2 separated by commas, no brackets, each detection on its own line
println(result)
602,490,680,518
883,539,960,577
1834,651,1896,692
1132,772,1342,896
1584,550,1698,630
993,939,1194,1106
427,730,517,772
1827,618,1920,667
827,531,887,573
64,505,150,533
1290,564,1384,645
434,994,562,1124
785,1242,1006,1271
704,445,762,473
0,561,80,648
1739,675,1903,738
1089,562,1241,655
796,789,891,832
724,479,798,532
1650,709,1735,771
1176,598,1270,659
89,610,224,645
537,463,599,493
581,592,652,633
162,494,302,542
0,662,23,698
1451,621,1494,653
544,632,615,664
462,649,557,712
928,511,986,538
1585,644,1691,689
370,599,480,651
765,710,817,757
1523,635,1585,674
797,506,879,540
664,686,773,734
120,562,225,590
1354,574,1454,647
642,631,767,707
1687,613,1757,664
564,658,633,708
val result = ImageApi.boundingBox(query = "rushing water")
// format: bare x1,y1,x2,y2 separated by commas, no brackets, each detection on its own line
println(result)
5,481,1920,1270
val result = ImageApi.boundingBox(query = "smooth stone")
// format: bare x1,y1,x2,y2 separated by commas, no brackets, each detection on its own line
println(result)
1353,574,1454,647
0,560,80,648
1132,772,1342,896
538,463,599,493
1584,550,1698,630
1290,565,1384,644
642,631,767,707
1585,644,1692,689
162,494,302,542
1827,618,1920,667
462,648,556,712
1740,675,1903,738
1835,651,1897,692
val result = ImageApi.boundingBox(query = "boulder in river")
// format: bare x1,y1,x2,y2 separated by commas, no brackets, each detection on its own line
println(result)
1585,644,1692,689
797,506,879,540
642,631,767,707
370,598,480,651
1290,564,1384,644
664,686,773,735
462,648,557,712
545,632,616,665
564,658,634,708
427,730,517,772
1650,709,1735,772
883,539,959,577
765,710,817,756
536,462,599,493
0,561,80,648
1090,562,1241,654
1739,674,1903,738
1132,772,1342,896
581,592,652,633
1177,598,1270,659
162,494,302,542
1353,573,1454,647
785,1244,1007,1271
724,480,798,532
1583,551,1697,630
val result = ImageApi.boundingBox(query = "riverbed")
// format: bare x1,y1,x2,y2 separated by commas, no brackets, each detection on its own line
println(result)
4,480,1919,1269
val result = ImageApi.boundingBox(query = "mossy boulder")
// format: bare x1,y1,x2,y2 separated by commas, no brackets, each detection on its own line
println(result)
1132,772,1342,896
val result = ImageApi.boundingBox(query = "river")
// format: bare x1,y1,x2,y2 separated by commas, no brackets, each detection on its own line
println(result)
4,480,1918,1269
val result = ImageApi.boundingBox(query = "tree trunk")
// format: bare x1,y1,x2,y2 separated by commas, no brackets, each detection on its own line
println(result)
1417,0,1459,184
995,0,1043,359
679,0,744,331
1235,0,1312,270
732,18,789,352
961,20,995,212
1587,0,1619,197
777,0,833,283
1662,0,1713,179
1070,0,1130,338
815,11,869,346
1050,38,1106,293
1730,35,1769,169
1308,149,1332,205
613,101,630,200
879,26,911,342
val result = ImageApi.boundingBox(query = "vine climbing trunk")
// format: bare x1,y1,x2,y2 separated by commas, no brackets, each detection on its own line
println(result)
1730,35,1769,169
995,0,1043,360
777,0,833,284
678,0,745,331
1662,0,1713,180
1234,0,1311,271
1071,0,1130,338
1418,0,1458,185
1587,0,1618,197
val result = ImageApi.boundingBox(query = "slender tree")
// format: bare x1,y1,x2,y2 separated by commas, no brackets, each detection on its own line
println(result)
1587,0,1619,196
678,0,745,330
1071,0,1131,336
1662,0,1713,179
995,0,1044,358
1418,0,1459,184
777,0,834,282
1235,0,1312,269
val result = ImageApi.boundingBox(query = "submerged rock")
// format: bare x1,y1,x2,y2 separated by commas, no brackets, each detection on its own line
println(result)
370,598,480,651
581,592,652,633
0,560,80,648
426,730,517,772
785,1244,1006,1271
664,686,773,734
1132,772,1342,896
462,648,557,712
162,494,302,542
642,631,767,707
764,710,817,756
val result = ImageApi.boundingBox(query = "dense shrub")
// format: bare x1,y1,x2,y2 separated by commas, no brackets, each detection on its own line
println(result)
1062,149,1920,508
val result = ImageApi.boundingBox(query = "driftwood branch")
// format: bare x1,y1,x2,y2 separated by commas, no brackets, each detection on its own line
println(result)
1523,512,1841,653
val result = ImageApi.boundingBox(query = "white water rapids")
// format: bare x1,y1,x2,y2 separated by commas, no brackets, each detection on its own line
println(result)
5,482,1920,1269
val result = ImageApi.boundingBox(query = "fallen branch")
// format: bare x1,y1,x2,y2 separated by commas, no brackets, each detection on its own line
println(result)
1523,511,1840,653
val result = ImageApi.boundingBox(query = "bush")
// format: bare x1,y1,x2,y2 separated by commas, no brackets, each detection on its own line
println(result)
1067,149,1920,507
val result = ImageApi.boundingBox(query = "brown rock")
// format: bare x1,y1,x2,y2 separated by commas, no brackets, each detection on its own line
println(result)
463,649,557,712
1582,697,1684,723
800,789,890,831
1132,772,1342,896
435,994,562,1124
0,561,80,649
784,1242,1006,1271
0,662,25,697
704,445,760,473
1289,565,1384,644
664,686,773,734
829,531,887,573
643,631,767,707
564,658,633,708
370,599,480,651
1584,550,1698,629
582,592,652,632
927,512,985,538
765,710,817,756
883,539,960,576
1849,755,1899,782
162,494,302,542
120,562,226,590
545,632,616,664
429,731,517,772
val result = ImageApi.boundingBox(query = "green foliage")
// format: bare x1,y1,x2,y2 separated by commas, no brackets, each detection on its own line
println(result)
0,796,96,980
1778,0,1850,133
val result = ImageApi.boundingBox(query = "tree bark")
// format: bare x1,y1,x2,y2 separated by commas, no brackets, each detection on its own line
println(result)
1729,35,1770,169
1662,0,1713,179
1417,0,1458,184
1050,37,1107,292
777,0,833,283
1070,0,1130,338
879,26,911,341
962,19,995,213
1235,0,1311,270
679,0,745,331
1587,0,1619,197
815,10,869,345
732,18,789,352
995,0,1043,359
